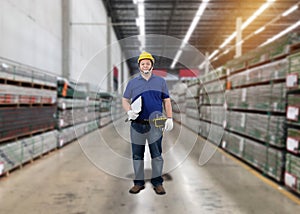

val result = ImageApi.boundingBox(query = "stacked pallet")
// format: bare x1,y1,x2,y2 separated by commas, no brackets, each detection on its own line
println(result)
224,50,287,182
0,130,57,174
98,92,113,127
111,94,124,121
56,79,101,147
198,68,226,145
57,121,98,147
184,79,201,134
225,112,285,148
226,83,286,113
0,107,56,142
170,82,187,124
226,33,300,75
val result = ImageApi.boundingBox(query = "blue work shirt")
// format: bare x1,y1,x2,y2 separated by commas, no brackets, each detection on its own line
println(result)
123,74,170,120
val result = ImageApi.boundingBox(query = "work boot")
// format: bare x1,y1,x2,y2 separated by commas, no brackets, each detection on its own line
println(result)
129,185,145,194
153,185,166,195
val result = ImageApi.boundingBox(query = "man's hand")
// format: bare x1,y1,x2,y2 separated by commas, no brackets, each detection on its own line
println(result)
164,118,173,131
127,110,139,120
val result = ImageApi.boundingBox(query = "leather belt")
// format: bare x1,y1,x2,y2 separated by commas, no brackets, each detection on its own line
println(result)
132,119,151,124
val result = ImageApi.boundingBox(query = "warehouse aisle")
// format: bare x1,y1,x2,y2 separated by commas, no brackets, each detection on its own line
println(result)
0,119,299,214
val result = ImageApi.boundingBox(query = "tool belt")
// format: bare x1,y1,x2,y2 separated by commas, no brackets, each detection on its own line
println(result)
133,117,167,128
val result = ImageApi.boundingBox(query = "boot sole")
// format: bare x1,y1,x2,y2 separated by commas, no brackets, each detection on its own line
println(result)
153,187,166,195
129,186,145,194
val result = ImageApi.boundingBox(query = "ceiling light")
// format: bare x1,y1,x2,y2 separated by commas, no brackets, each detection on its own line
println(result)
133,0,144,4
282,5,298,17
203,0,275,68
2,63,9,68
170,0,210,68
170,50,183,69
134,0,145,50
219,32,237,49
219,0,275,50
183,0,210,44
261,20,300,46
254,26,265,34
236,40,244,46
242,0,275,30
208,50,219,60
198,61,205,69
223,49,230,55
138,4,145,17
213,56,219,61
135,18,140,27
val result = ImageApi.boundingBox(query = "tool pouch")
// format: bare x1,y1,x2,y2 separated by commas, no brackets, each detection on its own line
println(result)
153,117,167,128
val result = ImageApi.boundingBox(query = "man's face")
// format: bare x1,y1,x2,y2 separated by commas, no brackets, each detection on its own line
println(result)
139,59,152,72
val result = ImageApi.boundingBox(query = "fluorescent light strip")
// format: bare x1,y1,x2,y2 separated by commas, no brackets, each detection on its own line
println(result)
219,0,274,49
135,17,140,26
2,63,9,68
254,26,265,34
138,3,145,17
223,49,230,55
170,50,183,69
134,0,145,50
261,20,300,46
242,0,275,30
139,17,145,35
213,1,298,65
208,49,219,60
219,32,237,49
183,1,210,44
170,0,210,69
282,5,298,17
198,49,219,69
205,0,275,67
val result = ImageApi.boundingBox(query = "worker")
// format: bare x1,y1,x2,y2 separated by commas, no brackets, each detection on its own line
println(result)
122,51,173,195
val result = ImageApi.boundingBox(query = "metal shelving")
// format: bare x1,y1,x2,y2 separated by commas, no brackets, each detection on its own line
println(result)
171,33,300,192
0,58,58,176
198,68,226,145
0,59,117,177
284,51,300,195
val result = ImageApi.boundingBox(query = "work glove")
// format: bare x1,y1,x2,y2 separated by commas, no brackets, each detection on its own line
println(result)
127,110,139,120
164,118,173,131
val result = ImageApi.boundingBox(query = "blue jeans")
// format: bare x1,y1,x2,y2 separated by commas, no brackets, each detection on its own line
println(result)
130,121,164,187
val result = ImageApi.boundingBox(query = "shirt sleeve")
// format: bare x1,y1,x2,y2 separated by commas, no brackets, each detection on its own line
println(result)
123,80,132,99
161,79,170,99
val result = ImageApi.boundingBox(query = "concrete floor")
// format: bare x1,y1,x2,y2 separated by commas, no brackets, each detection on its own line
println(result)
0,120,299,214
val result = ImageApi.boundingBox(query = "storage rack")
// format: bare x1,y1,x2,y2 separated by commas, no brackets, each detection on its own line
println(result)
185,78,201,134
170,82,187,124
111,94,124,122
284,51,300,194
56,79,100,147
198,68,226,145
171,33,300,194
0,59,58,175
0,59,117,177
98,92,114,127
222,34,299,183
222,34,296,183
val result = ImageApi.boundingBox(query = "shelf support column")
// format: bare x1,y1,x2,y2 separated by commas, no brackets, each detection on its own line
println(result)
107,16,112,92
62,0,71,79
235,17,242,58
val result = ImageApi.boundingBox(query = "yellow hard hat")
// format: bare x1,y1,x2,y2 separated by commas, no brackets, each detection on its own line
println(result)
138,51,155,64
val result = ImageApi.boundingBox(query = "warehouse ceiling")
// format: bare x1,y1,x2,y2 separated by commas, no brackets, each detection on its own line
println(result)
102,0,300,74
